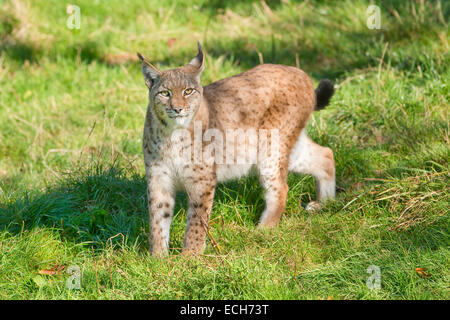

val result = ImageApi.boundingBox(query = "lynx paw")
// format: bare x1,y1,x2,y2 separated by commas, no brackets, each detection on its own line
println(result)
305,201,322,212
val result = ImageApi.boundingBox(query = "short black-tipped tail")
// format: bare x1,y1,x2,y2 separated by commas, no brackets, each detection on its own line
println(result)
315,79,335,111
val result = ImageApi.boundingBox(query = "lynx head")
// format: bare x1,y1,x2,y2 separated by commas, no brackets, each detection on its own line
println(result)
138,42,205,128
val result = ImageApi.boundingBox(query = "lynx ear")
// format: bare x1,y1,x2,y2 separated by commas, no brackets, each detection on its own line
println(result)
188,41,205,74
137,52,161,88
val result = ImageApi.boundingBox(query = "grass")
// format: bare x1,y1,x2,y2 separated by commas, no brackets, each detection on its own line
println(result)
0,0,448,299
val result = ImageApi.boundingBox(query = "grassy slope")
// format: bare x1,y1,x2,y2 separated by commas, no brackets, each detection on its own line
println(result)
0,0,448,299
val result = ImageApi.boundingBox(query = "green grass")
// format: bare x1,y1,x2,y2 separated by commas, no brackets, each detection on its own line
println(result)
0,0,449,299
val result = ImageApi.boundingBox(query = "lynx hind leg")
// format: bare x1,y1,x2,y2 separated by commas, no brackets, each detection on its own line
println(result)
289,130,335,211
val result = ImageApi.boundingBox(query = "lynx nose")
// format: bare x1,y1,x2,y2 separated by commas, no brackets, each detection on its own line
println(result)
171,106,183,114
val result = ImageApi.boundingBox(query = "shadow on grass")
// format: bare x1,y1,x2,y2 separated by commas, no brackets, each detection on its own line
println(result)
0,166,149,248
0,165,267,249
2,0,445,80
156,0,447,80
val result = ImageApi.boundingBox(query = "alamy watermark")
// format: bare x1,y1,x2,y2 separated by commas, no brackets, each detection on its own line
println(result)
67,4,81,29
168,121,280,166
367,5,381,30
66,265,81,290
366,265,381,290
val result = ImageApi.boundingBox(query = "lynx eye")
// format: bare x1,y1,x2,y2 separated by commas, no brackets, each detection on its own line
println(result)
159,90,170,97
183,88,194,96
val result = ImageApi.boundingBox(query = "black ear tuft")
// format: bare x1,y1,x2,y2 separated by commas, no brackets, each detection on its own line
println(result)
188,41,205,72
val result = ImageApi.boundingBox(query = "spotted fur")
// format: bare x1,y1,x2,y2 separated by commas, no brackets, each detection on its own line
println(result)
138,43,335,256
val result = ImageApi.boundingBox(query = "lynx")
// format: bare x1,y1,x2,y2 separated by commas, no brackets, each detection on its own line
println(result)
138,43,335,256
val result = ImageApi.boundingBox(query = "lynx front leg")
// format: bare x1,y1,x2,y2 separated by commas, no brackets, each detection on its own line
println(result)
146,171,175,257
182,176,216,255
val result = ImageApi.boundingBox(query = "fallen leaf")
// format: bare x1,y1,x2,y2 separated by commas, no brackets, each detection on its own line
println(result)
38,264,66,276
167,37,177,47
415,267,431,278
38,269,56,275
